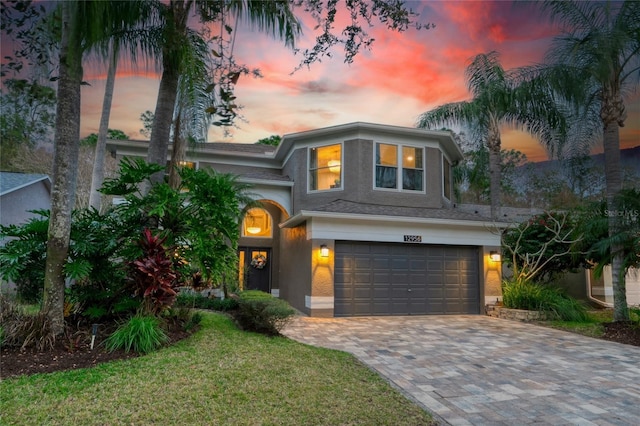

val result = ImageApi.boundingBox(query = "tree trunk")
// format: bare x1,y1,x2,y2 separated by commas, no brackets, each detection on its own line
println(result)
603,122,628,322
43,1,83,335
144,1,188,191
145,63,179,187
89,42,119,211
168,109,185,189
487,127,502,221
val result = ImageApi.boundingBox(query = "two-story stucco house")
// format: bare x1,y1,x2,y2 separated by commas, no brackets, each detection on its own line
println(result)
108,122,505,317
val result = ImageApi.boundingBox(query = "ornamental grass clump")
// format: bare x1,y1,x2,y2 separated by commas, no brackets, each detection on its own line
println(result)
235,290,295,335
104,315,168,354
502,279,588,322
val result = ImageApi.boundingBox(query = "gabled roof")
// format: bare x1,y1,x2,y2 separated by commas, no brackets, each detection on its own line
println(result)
0,172,51,197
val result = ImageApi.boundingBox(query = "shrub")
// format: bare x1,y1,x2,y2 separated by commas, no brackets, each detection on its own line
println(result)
129,229,178,315
174,292,238,311
630,306,640,326
235,291,295,335
104,315,169,354
502,279,589,322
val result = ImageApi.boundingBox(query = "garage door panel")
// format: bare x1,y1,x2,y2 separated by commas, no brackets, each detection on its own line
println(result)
334,242,479,316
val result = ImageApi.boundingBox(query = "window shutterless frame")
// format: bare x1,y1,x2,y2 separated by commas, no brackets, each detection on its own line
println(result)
374,142,425,192
308,143,343,192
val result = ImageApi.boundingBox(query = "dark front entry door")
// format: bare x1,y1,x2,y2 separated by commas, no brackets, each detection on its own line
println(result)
239,247,271,293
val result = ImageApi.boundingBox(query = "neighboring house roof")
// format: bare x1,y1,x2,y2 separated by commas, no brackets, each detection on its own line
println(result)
0,172,51,197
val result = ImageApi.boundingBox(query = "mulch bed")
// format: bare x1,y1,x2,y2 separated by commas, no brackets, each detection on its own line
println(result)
1,322,193,380
601,321,640,347
1,319,639,380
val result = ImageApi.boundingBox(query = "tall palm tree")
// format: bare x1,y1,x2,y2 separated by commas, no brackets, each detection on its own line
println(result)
537,0,640,322
88,42,119,211
416,51,566,220
87,0,159,211
145,0,301,187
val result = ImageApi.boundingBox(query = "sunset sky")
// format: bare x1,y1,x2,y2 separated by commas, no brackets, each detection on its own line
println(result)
42,1,640,162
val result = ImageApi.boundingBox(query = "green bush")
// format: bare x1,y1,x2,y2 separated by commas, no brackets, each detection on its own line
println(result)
104,315,169,354
174,292,238,311
502,279,589,322
235,291,295,335
630,306,640,326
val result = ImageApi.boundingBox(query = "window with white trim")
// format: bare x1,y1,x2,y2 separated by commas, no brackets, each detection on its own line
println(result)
309,144,342,191
375,143,424,191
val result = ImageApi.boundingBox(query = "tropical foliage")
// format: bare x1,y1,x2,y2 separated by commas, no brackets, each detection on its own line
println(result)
574,189,640,280
417,51,567,219
0,159,252,325
534,0,640,321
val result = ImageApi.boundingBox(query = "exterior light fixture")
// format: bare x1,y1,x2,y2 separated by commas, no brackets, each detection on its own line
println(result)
490,251,501,262
246,227,261,234
328,160,341,173
320,244,329,257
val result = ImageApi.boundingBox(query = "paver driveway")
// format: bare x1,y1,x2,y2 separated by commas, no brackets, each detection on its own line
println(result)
282,315,640,426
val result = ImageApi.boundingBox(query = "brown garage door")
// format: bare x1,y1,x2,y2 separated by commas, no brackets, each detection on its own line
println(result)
334,242,480,316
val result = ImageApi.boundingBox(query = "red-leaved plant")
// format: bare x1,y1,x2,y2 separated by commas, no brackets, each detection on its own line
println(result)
129,228,178,315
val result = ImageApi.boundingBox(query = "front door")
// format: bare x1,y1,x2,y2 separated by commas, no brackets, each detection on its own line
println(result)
239,247,271,293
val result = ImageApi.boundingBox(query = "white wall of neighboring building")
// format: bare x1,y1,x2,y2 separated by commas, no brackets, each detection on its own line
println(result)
588,266,640,306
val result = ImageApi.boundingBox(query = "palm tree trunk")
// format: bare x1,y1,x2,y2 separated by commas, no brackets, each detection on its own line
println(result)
89,42,119,211
603,122,628,322
487,128,502,221
145,1,188,190
168,109,185,189
44,1,83,335
146,63,179,187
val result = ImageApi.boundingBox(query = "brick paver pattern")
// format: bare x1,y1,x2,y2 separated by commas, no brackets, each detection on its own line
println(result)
282,315,640,425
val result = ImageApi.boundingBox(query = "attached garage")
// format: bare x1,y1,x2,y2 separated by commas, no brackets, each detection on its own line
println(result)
334,241,480,316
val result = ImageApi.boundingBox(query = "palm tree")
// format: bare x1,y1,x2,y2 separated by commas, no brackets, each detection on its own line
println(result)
416,51,566,220
538,0,640,321
145,0,301,187
88,42,119,211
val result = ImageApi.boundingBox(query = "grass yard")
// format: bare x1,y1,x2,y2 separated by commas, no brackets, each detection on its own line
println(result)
0,312,434,426
541,309,611,338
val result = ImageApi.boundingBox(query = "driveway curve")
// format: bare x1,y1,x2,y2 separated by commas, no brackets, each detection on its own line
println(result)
282,315,640,425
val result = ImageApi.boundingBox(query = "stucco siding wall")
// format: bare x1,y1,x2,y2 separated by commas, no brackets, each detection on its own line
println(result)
279,224,312,314
1,183,51,227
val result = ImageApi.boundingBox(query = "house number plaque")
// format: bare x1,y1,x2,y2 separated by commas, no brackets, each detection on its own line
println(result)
403,235,422,243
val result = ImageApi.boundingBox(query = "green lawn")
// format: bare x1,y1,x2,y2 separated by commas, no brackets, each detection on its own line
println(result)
540,309,614,338
0,312,434,426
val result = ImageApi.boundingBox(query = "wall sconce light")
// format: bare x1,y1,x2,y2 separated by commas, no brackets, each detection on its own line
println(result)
490,251,501,262
320,244,329,257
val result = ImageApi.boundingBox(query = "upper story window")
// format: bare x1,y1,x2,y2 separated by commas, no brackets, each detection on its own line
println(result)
375,143,424,191
309,144,342,191
242,208,273,238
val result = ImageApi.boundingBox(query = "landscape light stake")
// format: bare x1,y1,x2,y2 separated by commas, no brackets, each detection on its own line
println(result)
91,324,99,350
